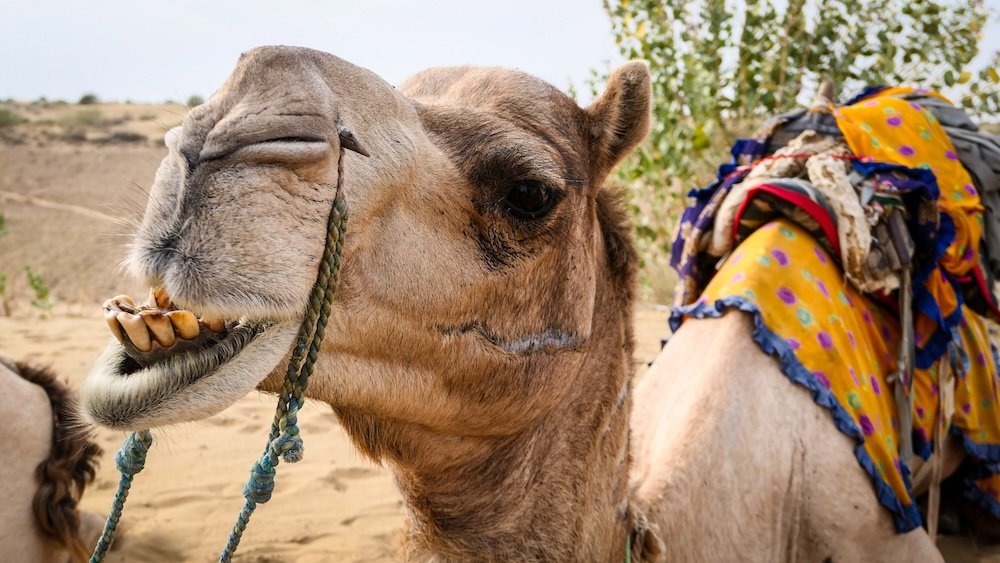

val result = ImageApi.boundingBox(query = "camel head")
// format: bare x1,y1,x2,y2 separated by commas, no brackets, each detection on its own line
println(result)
82,46,650,451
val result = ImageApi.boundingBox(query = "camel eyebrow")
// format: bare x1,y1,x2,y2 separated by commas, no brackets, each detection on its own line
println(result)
466,149,568,191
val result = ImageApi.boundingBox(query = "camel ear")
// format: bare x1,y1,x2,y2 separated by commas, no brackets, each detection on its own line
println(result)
585,61,652,179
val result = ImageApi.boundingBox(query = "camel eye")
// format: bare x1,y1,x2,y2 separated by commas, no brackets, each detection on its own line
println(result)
502,180,554,219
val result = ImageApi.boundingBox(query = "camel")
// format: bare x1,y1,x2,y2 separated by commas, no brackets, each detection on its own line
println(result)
80,46,945,560
0,356,105,562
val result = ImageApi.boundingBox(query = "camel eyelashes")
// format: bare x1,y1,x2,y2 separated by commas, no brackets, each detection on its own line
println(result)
502,179,556,219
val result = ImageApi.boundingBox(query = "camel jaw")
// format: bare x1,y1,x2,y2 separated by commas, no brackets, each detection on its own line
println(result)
82,295,299,431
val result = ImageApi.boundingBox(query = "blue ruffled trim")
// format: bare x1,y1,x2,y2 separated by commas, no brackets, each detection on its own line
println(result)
952,426,1000,467
670,296,923,532
952,425,1000,520
913,433,933,461
962,478,1000,520
844,85,889,105
915,306,965,370
912,213,965,370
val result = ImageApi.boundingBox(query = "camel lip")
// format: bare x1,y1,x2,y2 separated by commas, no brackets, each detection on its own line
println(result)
114,320,269,380
82,320,300,431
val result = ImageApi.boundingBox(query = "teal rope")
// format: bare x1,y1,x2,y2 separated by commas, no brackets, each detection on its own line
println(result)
89,430,152,562
218,156,348,562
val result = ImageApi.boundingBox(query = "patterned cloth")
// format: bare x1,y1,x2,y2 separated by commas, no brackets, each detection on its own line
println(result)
669,86,1000,532
833,87,986,376
672,220,1000,532
834,86,983,281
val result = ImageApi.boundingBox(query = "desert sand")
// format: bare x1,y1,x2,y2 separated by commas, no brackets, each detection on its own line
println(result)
0,101,997,561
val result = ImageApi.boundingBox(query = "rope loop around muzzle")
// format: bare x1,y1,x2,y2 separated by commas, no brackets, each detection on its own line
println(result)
90,140,351,563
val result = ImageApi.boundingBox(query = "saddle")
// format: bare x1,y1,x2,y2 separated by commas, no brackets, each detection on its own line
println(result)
670,82,1000,534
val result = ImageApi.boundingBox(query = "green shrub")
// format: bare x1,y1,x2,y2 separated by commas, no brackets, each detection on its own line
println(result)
596,0,998,302
24,264,54,314
187,94,205,107
78,93,99,105
0,108,25,128
69,109,104,126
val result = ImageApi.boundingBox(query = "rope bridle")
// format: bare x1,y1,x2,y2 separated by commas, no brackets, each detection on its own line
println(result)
90,136,351,563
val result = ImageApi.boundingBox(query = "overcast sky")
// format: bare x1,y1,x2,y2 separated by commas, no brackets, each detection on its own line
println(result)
2,0,998,104
1,0,618,103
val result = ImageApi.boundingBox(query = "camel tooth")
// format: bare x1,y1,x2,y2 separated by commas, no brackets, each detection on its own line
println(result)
112,294,138,314
105,309,124,343
117,312,152,352
167,310,200,340
152,287,171,310
202,315,225,333
140,310,176,347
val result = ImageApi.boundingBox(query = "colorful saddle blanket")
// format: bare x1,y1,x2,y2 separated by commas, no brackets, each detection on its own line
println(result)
672,220,1000,532
670,87,1000,532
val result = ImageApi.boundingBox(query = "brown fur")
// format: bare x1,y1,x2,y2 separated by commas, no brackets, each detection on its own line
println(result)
15,362,102,563
84,47,651,560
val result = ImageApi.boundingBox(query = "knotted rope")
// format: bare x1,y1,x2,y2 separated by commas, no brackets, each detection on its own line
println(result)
90,143,349,563
220,154,347,561
89,431,152,562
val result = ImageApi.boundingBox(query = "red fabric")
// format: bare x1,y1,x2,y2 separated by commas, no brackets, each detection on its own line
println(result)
732,183,841,256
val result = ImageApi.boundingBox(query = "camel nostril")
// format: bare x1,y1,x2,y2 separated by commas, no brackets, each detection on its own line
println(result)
181,147,199,173
159,232,179,250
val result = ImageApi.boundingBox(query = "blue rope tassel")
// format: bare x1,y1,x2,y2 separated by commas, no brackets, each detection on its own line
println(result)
89,430,152,563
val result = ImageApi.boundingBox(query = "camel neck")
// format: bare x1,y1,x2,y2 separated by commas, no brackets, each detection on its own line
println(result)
389,360,634,561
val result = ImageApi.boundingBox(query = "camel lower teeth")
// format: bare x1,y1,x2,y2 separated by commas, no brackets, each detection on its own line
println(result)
105,309,125,343
167,310,200,340
117,312,152,352
141,310,176,347
103,289,243,356
202,316,225,333
112,294,136,308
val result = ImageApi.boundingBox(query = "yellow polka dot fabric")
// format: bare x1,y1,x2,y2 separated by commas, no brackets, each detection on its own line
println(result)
833,87,983,278
673,219,1000,531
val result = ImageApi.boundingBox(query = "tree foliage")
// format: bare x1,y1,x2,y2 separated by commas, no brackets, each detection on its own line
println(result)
599,0,998,301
